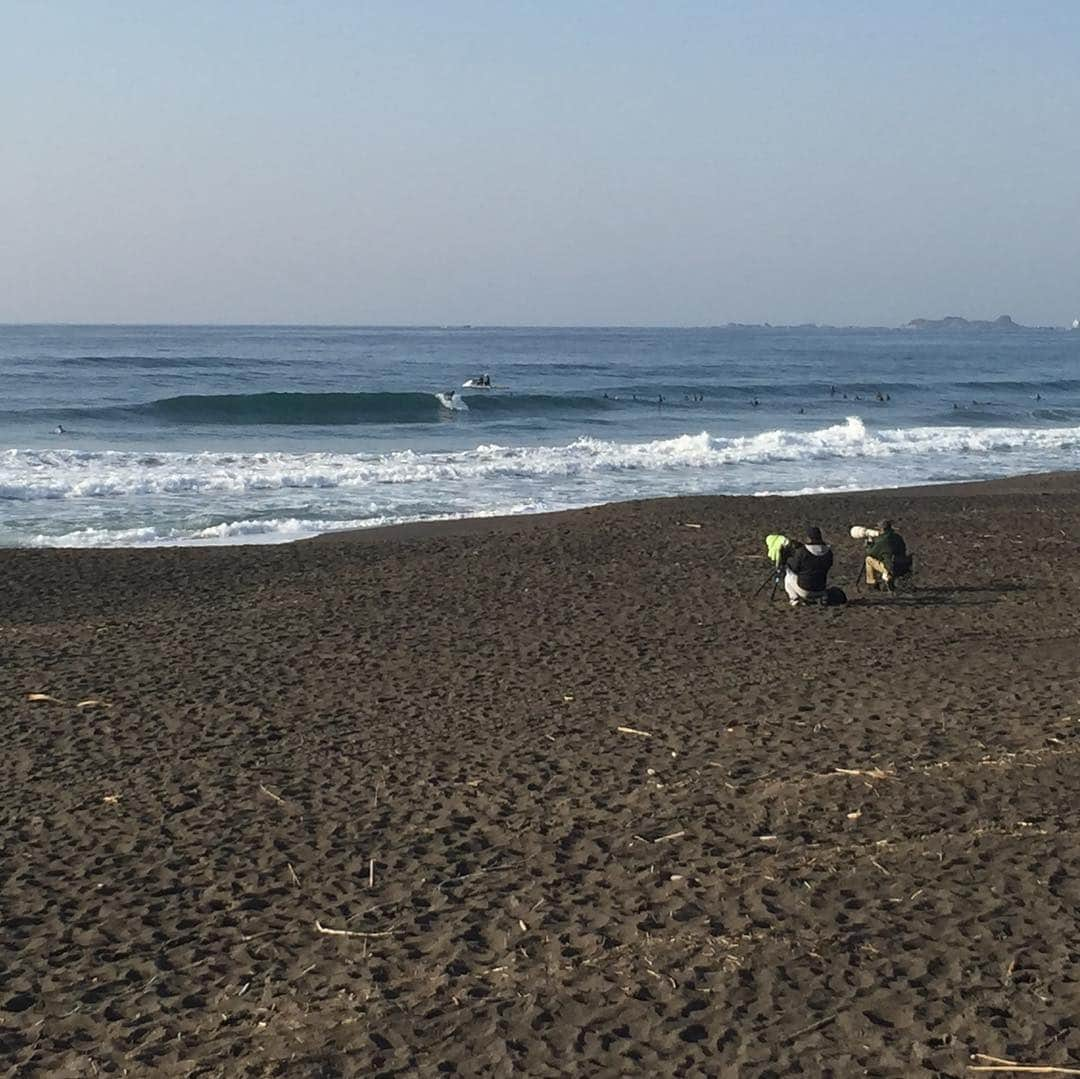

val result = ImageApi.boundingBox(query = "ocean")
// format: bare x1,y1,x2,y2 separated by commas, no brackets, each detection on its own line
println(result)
2,324,1079,548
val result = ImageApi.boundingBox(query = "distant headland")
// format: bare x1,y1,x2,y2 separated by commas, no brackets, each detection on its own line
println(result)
718,314,1075,332
905,314,1023,331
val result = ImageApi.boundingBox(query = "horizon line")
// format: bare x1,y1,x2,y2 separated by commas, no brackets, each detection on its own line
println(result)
1,319,1074,331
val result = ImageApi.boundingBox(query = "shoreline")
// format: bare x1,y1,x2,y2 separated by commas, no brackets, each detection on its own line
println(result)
8,467,1078,556
4,467,1080,1073
299,467,1080,550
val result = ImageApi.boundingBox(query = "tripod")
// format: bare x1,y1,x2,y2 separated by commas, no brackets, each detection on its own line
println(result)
852,552,867,591
753,564,785,602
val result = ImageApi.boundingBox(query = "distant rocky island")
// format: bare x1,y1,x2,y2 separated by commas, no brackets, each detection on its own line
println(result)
905,314,1023,331
716,315,1074,331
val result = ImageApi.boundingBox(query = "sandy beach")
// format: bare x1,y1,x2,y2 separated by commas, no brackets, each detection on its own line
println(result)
3,472,1080,1076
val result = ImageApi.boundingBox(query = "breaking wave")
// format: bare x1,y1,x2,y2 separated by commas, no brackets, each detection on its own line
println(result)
4,417,1080,503
5,390,617,426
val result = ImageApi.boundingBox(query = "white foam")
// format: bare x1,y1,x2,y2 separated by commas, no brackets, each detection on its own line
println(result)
4,418,1080,503
29,503,547,548
7,417,1080,548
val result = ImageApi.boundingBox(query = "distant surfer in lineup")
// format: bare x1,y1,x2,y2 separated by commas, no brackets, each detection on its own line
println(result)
463,373,492,388
54,424,64,435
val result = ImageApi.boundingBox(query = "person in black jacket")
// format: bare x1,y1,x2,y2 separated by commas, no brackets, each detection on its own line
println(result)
784,526,834,606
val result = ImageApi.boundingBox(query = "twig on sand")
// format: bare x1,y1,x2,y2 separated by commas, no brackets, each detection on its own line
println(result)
834,767,894,780
616,726,653,738
787,1013,837,1042
681,522,703,529
368,858,375,889
76,699,111,709
314,919,395,939
258,784,286,805
653,831,686,843
287,863,301,887
26,693,64,704
969,1054,1080,1074
435,861,521,891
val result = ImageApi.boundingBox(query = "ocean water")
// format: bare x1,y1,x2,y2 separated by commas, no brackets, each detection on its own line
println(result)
2,324,1079,548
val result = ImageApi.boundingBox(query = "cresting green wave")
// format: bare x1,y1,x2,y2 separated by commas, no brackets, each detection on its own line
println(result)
138,391,612,425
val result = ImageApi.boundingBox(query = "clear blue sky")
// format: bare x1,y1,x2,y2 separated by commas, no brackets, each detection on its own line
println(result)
3,1,1078,325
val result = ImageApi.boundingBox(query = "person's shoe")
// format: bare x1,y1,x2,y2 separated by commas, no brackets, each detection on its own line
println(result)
789,598,800,607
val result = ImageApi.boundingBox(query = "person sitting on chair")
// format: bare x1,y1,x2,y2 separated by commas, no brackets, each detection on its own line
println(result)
784,526,833,607
865,519,908,591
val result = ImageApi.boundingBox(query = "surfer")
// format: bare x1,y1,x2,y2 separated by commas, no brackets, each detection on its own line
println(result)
54,424,64,435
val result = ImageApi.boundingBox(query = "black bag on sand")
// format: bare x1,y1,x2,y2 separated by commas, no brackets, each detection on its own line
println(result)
826,586,847,606
892,553,913,578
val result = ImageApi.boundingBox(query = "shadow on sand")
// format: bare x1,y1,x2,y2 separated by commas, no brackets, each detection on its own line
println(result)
849,581,1027,608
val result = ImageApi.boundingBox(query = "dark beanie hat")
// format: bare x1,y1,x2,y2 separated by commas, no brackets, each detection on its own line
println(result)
807,526,823,544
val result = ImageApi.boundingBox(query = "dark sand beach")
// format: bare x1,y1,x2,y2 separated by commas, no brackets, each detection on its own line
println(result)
3,472,1080,1077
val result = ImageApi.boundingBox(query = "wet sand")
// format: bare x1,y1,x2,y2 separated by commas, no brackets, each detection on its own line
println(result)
3,472,1080,1076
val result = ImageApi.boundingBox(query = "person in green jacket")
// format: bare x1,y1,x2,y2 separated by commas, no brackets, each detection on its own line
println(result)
865,520,908,590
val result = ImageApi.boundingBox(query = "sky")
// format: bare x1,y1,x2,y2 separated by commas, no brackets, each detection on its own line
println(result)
2,1,1079,326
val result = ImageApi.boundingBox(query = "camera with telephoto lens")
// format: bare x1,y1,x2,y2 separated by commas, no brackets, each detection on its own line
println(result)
849,525,880,543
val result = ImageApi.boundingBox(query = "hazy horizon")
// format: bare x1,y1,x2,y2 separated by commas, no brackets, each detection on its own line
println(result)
4,2,1079,326
0,315,1075,330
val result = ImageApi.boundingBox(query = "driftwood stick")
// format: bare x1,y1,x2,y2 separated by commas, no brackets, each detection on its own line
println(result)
787,1013,837,1042
258,784,286,805
834,767,893,780
616,726,653,738
435,861,521,890
314,919,395,939
969,1054,1080,1074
